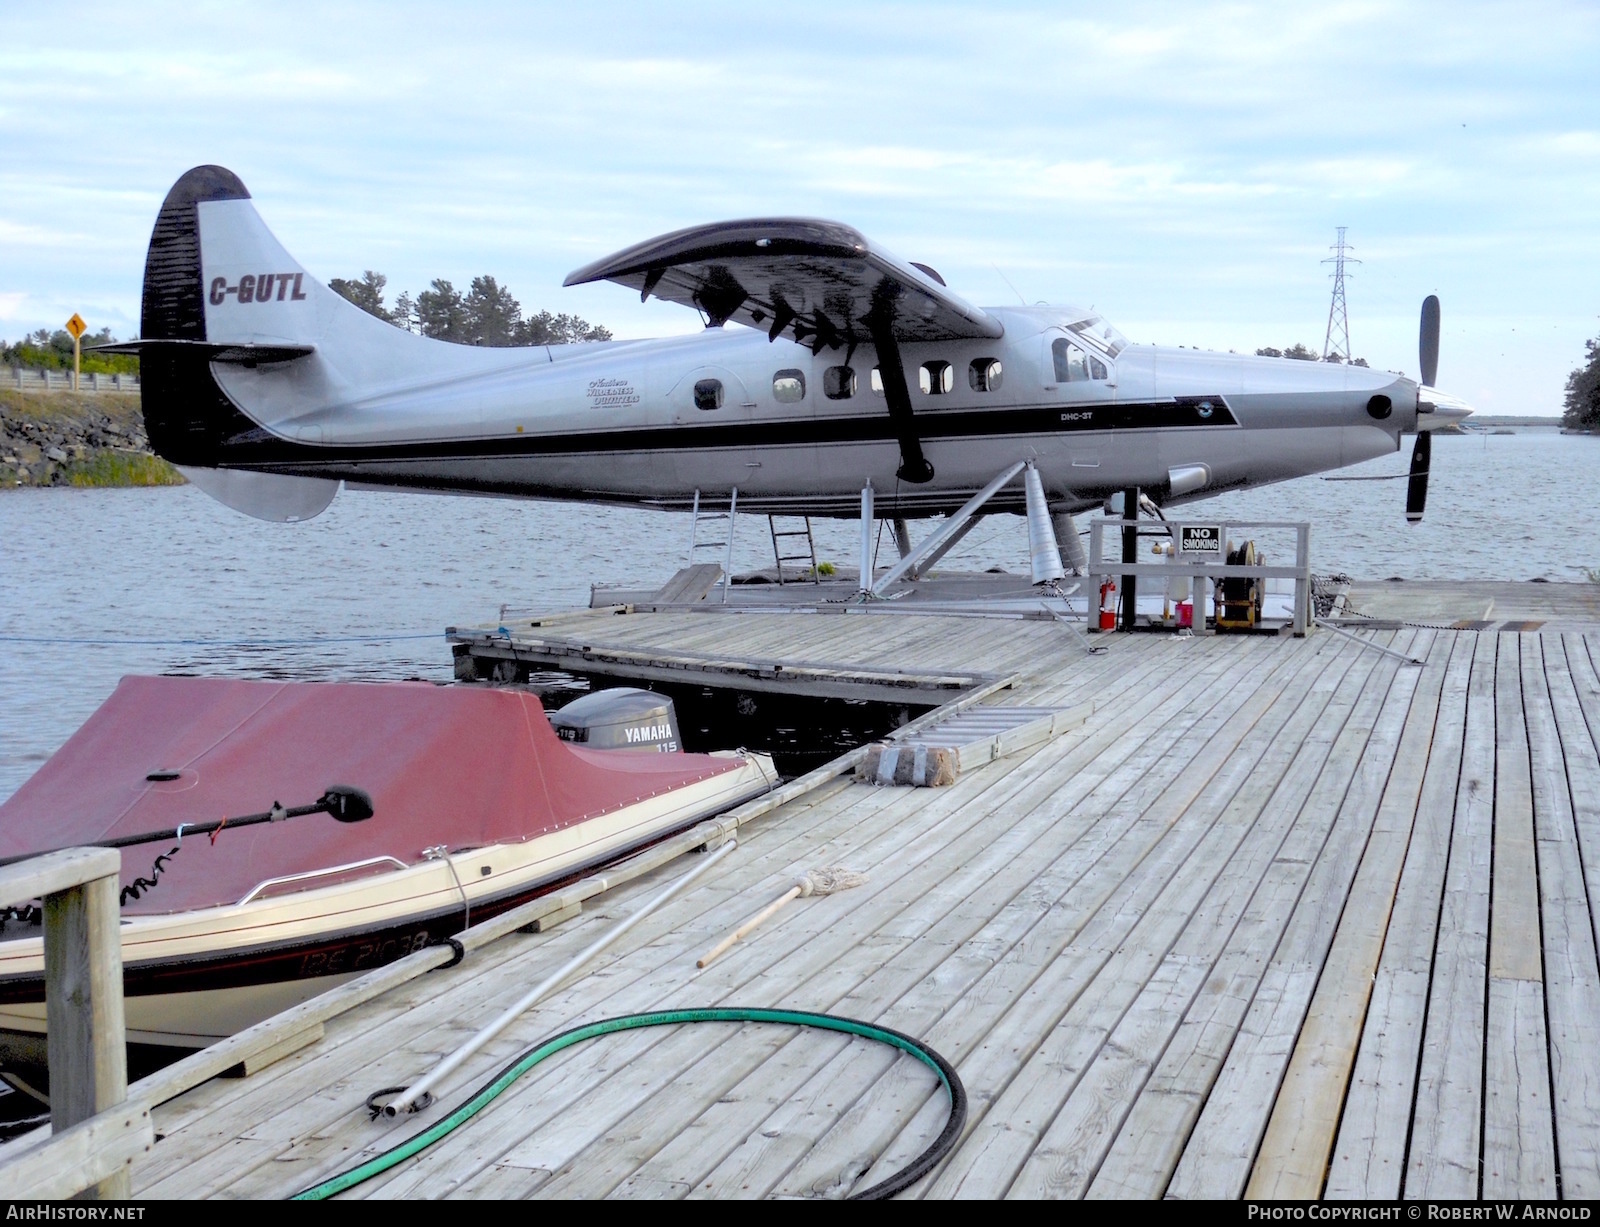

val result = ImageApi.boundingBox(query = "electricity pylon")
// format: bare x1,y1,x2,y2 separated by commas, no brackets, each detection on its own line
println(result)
1321,227,1359,362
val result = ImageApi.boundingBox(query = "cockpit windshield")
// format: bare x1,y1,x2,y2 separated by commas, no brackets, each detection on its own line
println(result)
1067,315,1128,358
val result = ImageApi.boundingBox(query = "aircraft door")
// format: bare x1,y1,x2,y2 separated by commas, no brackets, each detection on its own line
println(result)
1041,332,1113,396
667,364,752,425
1041,330,1116,478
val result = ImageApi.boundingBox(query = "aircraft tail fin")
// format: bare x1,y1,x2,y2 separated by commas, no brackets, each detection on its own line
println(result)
129,165,407,519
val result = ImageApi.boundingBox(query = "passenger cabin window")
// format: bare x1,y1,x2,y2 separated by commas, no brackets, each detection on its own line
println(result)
693,378,723,411
772,369,806,403
920,361,953,395
1052,339,1109,383
824,366,857,400
870,367,885,397
969,358,1002,392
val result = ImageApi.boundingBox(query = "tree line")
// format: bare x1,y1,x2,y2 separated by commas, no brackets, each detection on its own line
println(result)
328,271,611,347
1255,343,1369,366
2,328,140,375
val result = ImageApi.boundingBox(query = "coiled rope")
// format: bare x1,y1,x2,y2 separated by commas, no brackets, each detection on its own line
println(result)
293,1007,966,1201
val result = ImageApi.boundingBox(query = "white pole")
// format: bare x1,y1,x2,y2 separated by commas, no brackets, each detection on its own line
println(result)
385,837,738,1117
858,482,875,592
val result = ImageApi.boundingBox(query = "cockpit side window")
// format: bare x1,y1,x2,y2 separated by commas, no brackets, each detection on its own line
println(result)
1052,338,1109,383
1052,338,1089,383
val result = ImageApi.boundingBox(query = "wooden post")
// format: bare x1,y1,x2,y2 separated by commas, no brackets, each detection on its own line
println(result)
43,869,128,1198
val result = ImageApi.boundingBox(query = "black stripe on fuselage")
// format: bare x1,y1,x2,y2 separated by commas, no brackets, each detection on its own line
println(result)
211,394,1240,468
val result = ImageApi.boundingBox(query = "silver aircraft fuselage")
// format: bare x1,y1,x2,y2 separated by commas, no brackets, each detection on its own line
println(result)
208,307,1423,518
123,168,1468,523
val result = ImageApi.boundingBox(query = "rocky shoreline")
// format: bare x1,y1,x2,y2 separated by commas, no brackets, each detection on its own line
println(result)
0,390,183,487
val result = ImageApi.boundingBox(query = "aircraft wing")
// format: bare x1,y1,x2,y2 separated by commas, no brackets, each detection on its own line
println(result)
564,218,1003,349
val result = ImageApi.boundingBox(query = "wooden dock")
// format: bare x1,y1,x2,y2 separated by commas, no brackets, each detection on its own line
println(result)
125,590,1600,1199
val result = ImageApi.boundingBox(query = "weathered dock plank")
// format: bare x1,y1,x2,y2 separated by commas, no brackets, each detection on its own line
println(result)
1405,631,1498,1199
1324,632,1474,1198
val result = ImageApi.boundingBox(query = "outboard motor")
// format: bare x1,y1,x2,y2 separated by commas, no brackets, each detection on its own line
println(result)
548,688,682,752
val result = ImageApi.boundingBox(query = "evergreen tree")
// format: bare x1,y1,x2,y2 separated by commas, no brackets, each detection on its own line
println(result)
391,292,417,334
463,276,522,346
1563,338,1600,432
328,271,392,321
415,279,469,342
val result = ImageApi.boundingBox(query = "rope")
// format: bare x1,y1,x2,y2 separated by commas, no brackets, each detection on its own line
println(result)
293,1007,966,1201
120,844,181,904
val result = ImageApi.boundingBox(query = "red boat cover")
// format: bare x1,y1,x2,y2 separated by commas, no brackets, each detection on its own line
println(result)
0,677,742,915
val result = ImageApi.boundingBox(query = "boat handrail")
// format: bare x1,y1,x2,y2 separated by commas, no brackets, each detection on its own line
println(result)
237,855,410,906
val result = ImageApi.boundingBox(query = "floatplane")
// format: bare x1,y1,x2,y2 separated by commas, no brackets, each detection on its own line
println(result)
103,165,1469,582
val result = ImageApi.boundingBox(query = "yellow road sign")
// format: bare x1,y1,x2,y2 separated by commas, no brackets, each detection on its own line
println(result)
65,313,87,339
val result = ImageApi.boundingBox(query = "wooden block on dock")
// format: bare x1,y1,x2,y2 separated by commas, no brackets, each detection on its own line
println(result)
222,1022,324,1078
520,901,582,933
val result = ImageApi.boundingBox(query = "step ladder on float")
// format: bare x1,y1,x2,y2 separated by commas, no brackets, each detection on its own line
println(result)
686,488,738,605
767,515,820,586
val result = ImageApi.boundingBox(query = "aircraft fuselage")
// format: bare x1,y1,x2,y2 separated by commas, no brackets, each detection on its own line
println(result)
209,307,1418,517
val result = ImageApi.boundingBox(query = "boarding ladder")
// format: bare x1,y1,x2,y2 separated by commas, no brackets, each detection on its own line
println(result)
767,514,820,585
687,488,738,604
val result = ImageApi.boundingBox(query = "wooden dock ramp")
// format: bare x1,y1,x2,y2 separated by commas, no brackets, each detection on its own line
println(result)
124,610,1600,1199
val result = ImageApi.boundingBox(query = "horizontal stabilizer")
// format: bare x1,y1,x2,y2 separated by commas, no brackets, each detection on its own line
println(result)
91,338,315,366
565,217,1003,349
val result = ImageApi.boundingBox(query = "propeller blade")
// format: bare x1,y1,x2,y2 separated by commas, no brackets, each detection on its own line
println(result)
1419,295,1440,388
1405,430,1431,523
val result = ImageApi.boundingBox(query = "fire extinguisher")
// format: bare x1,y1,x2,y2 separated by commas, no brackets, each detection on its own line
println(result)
1099,578,1118,631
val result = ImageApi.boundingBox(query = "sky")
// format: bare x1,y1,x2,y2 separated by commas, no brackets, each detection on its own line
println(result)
2,1,1597,416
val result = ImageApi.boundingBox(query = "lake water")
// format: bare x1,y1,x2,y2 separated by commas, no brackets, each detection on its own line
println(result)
3,426,1596,802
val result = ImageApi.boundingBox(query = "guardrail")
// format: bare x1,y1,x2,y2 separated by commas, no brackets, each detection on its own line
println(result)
8,368,140,393
1089,517,1312,637
0,848,150,1199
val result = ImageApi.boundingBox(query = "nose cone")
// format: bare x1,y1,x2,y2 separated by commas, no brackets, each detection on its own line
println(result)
1418,385,1474,430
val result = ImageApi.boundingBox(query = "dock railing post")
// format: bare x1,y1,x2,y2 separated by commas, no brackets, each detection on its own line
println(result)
1294,523,1311,637
721,487,738,606
0,846,148,1200
44,861,129,1198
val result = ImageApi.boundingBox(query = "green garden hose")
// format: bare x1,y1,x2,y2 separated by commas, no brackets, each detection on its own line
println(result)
293,1006,967,1201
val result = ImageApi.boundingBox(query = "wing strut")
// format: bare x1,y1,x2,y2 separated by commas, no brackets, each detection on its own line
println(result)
867,301,934,485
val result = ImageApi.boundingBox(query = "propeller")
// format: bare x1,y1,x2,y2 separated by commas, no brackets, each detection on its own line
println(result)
1406,294,1441,523
1419,294,1440,387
